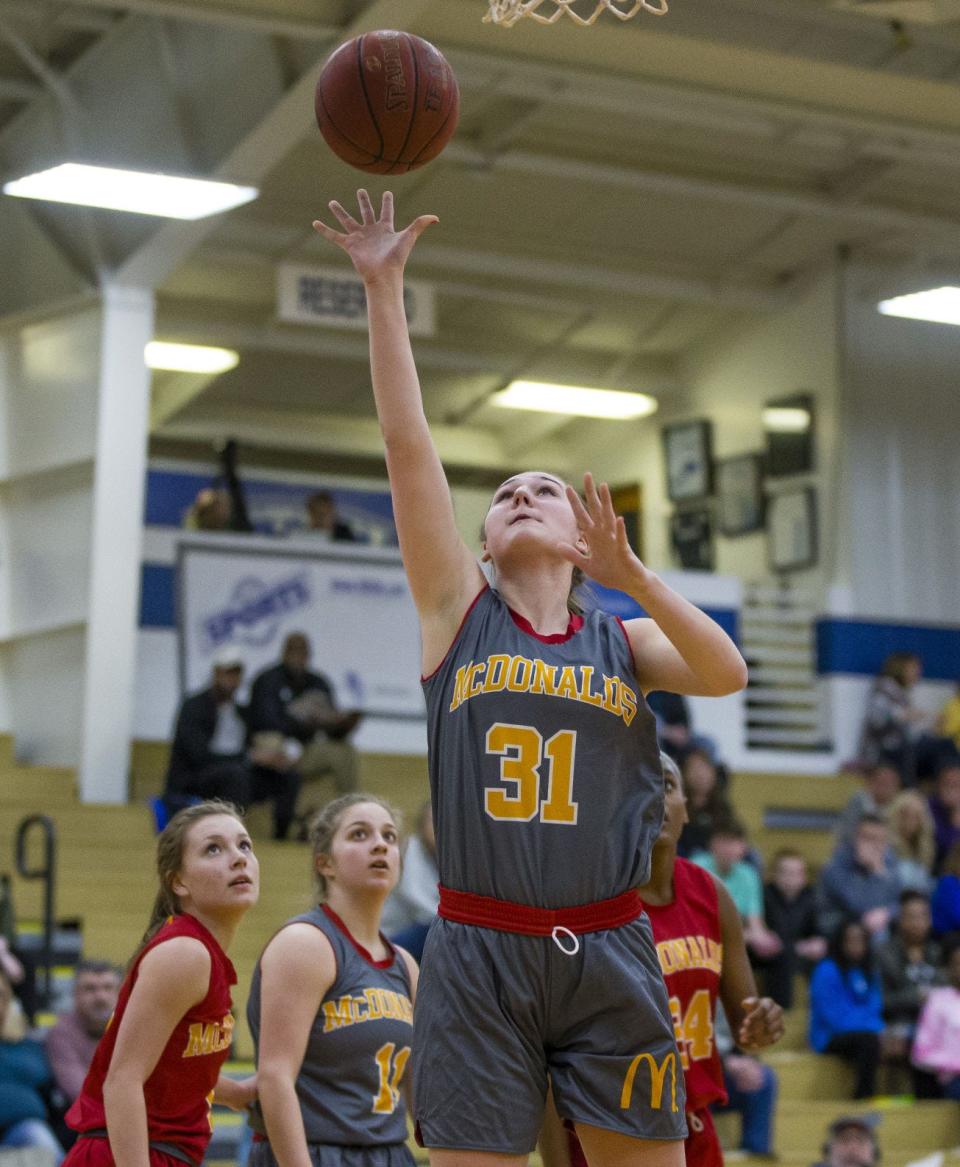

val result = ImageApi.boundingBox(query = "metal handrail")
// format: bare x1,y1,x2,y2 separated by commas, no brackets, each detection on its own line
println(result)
15,815,57,1009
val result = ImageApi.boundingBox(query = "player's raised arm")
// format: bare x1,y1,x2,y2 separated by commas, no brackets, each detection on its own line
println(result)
558,473,748,697
313,190,484,668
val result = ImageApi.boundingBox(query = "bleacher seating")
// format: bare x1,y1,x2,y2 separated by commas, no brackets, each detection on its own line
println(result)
3,734,959,1166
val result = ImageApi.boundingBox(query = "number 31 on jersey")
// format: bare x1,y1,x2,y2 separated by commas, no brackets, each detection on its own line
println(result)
484,722,578,825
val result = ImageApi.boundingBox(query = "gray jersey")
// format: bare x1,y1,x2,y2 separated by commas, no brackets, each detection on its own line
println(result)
422,587,664,908
248,906,413,1147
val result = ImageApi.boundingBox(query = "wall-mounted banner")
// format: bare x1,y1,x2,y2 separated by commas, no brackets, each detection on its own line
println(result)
277,263,436,337
178,542,424,722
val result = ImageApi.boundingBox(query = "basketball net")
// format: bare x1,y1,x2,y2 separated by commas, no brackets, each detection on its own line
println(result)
484,0,667,26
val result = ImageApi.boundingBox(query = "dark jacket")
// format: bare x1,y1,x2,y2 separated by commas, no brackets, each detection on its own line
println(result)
165,688,248,792
764,883,820,947
247,664,337,744
877,935,944,1025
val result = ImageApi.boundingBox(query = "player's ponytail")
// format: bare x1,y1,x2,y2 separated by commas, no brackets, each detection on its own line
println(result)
131,799,243,967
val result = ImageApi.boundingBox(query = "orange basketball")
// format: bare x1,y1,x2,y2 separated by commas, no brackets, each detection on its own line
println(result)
315,30,460,175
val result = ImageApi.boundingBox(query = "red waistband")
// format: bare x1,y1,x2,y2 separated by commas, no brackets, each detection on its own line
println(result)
437,885,643,936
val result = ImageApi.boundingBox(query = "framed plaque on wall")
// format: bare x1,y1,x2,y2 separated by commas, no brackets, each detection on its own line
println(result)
767,487,817,572
663,419,713,503
716,453,765,537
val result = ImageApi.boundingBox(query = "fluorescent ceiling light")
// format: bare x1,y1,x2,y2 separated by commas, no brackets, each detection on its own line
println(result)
3,163,257,220
878,286,960,326
491,380,658,420
145,342,239,374
762,406,811,433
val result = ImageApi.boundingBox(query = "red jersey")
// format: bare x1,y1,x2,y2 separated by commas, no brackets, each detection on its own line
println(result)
67,913,237,1165
642,857,726,1111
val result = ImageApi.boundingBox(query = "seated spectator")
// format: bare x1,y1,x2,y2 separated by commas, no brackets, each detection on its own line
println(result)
712,1005,778,1158
809,1114,881,1167
834,763,900,847
677,747,734,857
817,814,902,942
858,652,951,785
877,890,943,1095
163,649,300,840
809,920,884,1100
761,848,827,1008
936,681,960,755
248,632,362,825
0,968,64,1163
910,939,960,1100
381,800,438,963
691,821,781,959
887,789,936,894
45,960,121,1108
304,490,356,542
930,759,960,871
931,840,960,942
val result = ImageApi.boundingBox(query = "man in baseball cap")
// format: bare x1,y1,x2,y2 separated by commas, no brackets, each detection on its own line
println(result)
811,1114,880,1167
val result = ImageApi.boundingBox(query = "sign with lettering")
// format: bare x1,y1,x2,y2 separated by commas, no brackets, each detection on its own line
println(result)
277,263,437,337
178,543,424,721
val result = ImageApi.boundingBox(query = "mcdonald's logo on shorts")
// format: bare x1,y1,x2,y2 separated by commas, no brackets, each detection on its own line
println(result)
619,1051,679,1113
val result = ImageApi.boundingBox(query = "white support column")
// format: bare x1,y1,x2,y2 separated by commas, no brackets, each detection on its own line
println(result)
78,284,154,803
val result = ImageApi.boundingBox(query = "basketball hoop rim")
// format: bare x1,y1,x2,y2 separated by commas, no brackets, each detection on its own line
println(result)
484,0,668,26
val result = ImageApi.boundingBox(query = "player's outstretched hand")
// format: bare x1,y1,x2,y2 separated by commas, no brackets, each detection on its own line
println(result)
558,472,647,592
736,996,784,1052
313,189,437,286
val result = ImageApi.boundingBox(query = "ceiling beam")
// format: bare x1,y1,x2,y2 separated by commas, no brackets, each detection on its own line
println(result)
154,403,546,471
54,0,341,39
443,40,960,170
446,143,960,241
153,311,682,385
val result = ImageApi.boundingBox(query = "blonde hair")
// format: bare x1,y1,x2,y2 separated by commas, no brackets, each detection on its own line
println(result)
134,799,244,962
888,790,936,870
308,793,402,900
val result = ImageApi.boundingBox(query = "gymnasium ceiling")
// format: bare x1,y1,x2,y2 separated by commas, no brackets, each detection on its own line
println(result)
3,0,960,478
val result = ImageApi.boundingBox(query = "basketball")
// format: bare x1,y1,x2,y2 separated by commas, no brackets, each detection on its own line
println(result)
314,30,460,175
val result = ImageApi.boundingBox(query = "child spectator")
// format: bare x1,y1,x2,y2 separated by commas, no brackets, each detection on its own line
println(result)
887,790,936,894
809,920,884,1099
910,940,960,1100
877,890,943,1095
931,840,960,942
678,747,735,857
834,764,900,847
817,814,902,941
930,761,960,871
691,821,781,959
810,1114,881,1167
762,849,827,1008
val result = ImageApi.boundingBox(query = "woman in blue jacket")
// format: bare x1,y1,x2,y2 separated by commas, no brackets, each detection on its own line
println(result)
809,919,884,1099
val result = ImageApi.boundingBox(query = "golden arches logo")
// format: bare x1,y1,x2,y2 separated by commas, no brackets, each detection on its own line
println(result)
619,1051,679,1113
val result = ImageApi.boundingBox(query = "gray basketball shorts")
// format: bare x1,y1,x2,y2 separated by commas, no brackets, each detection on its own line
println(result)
250,1140,414,1167
412,914,688,1154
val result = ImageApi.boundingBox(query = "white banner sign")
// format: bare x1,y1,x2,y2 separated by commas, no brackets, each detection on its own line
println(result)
178,543,425,722
277,263,436,337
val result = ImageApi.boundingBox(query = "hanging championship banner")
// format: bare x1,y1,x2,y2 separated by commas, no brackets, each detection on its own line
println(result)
277,263,437,336
177,542,425,722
